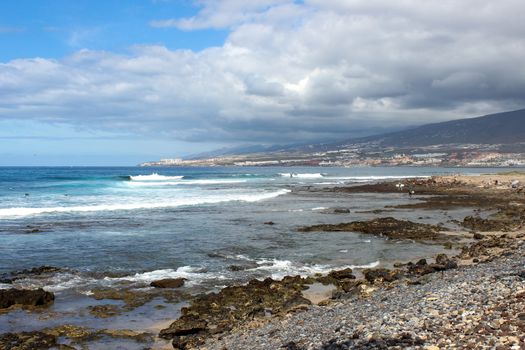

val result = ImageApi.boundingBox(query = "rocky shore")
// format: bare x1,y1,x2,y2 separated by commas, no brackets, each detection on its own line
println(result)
2,173,525,349
160,174,525,349
203,237,525,350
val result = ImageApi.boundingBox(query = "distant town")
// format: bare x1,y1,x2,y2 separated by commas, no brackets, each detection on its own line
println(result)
140,142,525,167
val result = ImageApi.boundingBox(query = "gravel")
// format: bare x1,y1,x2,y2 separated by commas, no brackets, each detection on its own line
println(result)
203,242,525,350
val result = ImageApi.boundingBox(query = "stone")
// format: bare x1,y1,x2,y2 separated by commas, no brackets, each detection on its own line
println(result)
150,278,185,289
473,232,484,240
0,331,57,350
0,288,54,309
298,217,446,241
159,316,208,338
363,268,400,284
328,268,355,281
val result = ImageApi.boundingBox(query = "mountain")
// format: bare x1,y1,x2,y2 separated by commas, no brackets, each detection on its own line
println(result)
348,109,525,147
186,143,305,160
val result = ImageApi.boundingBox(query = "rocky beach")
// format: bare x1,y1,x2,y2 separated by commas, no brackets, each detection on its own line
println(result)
2,172,525,349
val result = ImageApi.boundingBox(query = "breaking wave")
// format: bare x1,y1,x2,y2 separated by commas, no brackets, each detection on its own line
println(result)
0,189,291,218
129,173,184,181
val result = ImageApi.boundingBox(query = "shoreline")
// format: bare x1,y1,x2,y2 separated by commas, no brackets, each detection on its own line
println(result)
2,173,525,349
160,174,525,349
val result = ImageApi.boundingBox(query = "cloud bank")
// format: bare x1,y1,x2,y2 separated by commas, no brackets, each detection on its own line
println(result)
1,0,524,143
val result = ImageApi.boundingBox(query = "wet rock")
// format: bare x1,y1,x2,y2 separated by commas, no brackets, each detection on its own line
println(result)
91,286,186,310
473,232,484,240
227,262,258,272
362,268,400,284
459,236,516,260
320,208,351,214
0,288,54,309
88,304,121,318
407,254,457,276
159,275,312,348
462,216,512,232
42,324,154,346
339,280,365,294
0,331,57,350
150,278,186,289
160,316,208,338
264,221,275,225
0,265,64,284
327,268,355,281
298,217,446,241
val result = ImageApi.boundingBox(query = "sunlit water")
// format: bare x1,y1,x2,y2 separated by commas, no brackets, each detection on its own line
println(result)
0,166,508,341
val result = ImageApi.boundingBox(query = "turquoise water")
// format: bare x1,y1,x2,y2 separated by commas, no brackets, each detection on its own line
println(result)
0,165,512,342
0,166,504,293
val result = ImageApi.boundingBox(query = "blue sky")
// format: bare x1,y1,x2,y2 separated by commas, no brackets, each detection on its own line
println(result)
0,0,228,165
0,0,524,165
0,1,227,60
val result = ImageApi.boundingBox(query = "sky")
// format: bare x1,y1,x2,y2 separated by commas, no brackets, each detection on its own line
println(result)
1,0,524,165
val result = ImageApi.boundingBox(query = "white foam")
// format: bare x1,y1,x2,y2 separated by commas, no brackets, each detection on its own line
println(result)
126,179,247,186
106,266,227,286
328,175,431,181
0,189,291,218
350,261,380,269
279,173,325,179
250,258,381,279
129,173,184,181
7,272,99,292
0,283,13,290
311,207,327,211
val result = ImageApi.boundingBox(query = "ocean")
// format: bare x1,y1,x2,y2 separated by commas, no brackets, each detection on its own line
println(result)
0,166,507,341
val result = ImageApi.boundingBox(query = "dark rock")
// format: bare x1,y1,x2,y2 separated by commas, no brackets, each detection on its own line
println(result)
228,265,247,272
298,217,446,241
416,259,427,266
0,266,64,284
363,268,400,284
282,341,303,350
333,208,350,214
227,262,258,272
0,288,54,309
462,216,512,232
0,331,57,350
473,232,484,240
327,268,355,281
435,254,449,265
264,221,275,225
159,275,311,348
150,278,185,289
408,254,457,275
159,316,207,338
339,280,364,294
172,335,205,350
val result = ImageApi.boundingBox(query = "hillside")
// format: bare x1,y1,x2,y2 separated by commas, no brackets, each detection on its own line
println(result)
352,109,525,147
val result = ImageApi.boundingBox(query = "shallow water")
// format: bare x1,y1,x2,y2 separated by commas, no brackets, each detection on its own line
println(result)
0,166,510,347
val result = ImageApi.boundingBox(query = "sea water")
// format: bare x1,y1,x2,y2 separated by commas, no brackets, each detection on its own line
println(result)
0,166,506,337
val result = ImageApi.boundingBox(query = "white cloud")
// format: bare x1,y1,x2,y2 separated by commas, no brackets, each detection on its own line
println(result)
1,0,525,144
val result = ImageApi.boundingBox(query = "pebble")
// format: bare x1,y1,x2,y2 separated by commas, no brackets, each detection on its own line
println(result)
203,242,525,350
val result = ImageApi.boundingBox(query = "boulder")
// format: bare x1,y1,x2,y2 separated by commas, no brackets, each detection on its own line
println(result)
150,278,185,289
159,316,207,338
0,288,54,309
328,268,355,281
0,331,57,350
363,268,400,284
0,266,63,284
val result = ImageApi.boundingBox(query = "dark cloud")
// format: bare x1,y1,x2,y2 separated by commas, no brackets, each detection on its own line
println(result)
0,0,524,145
